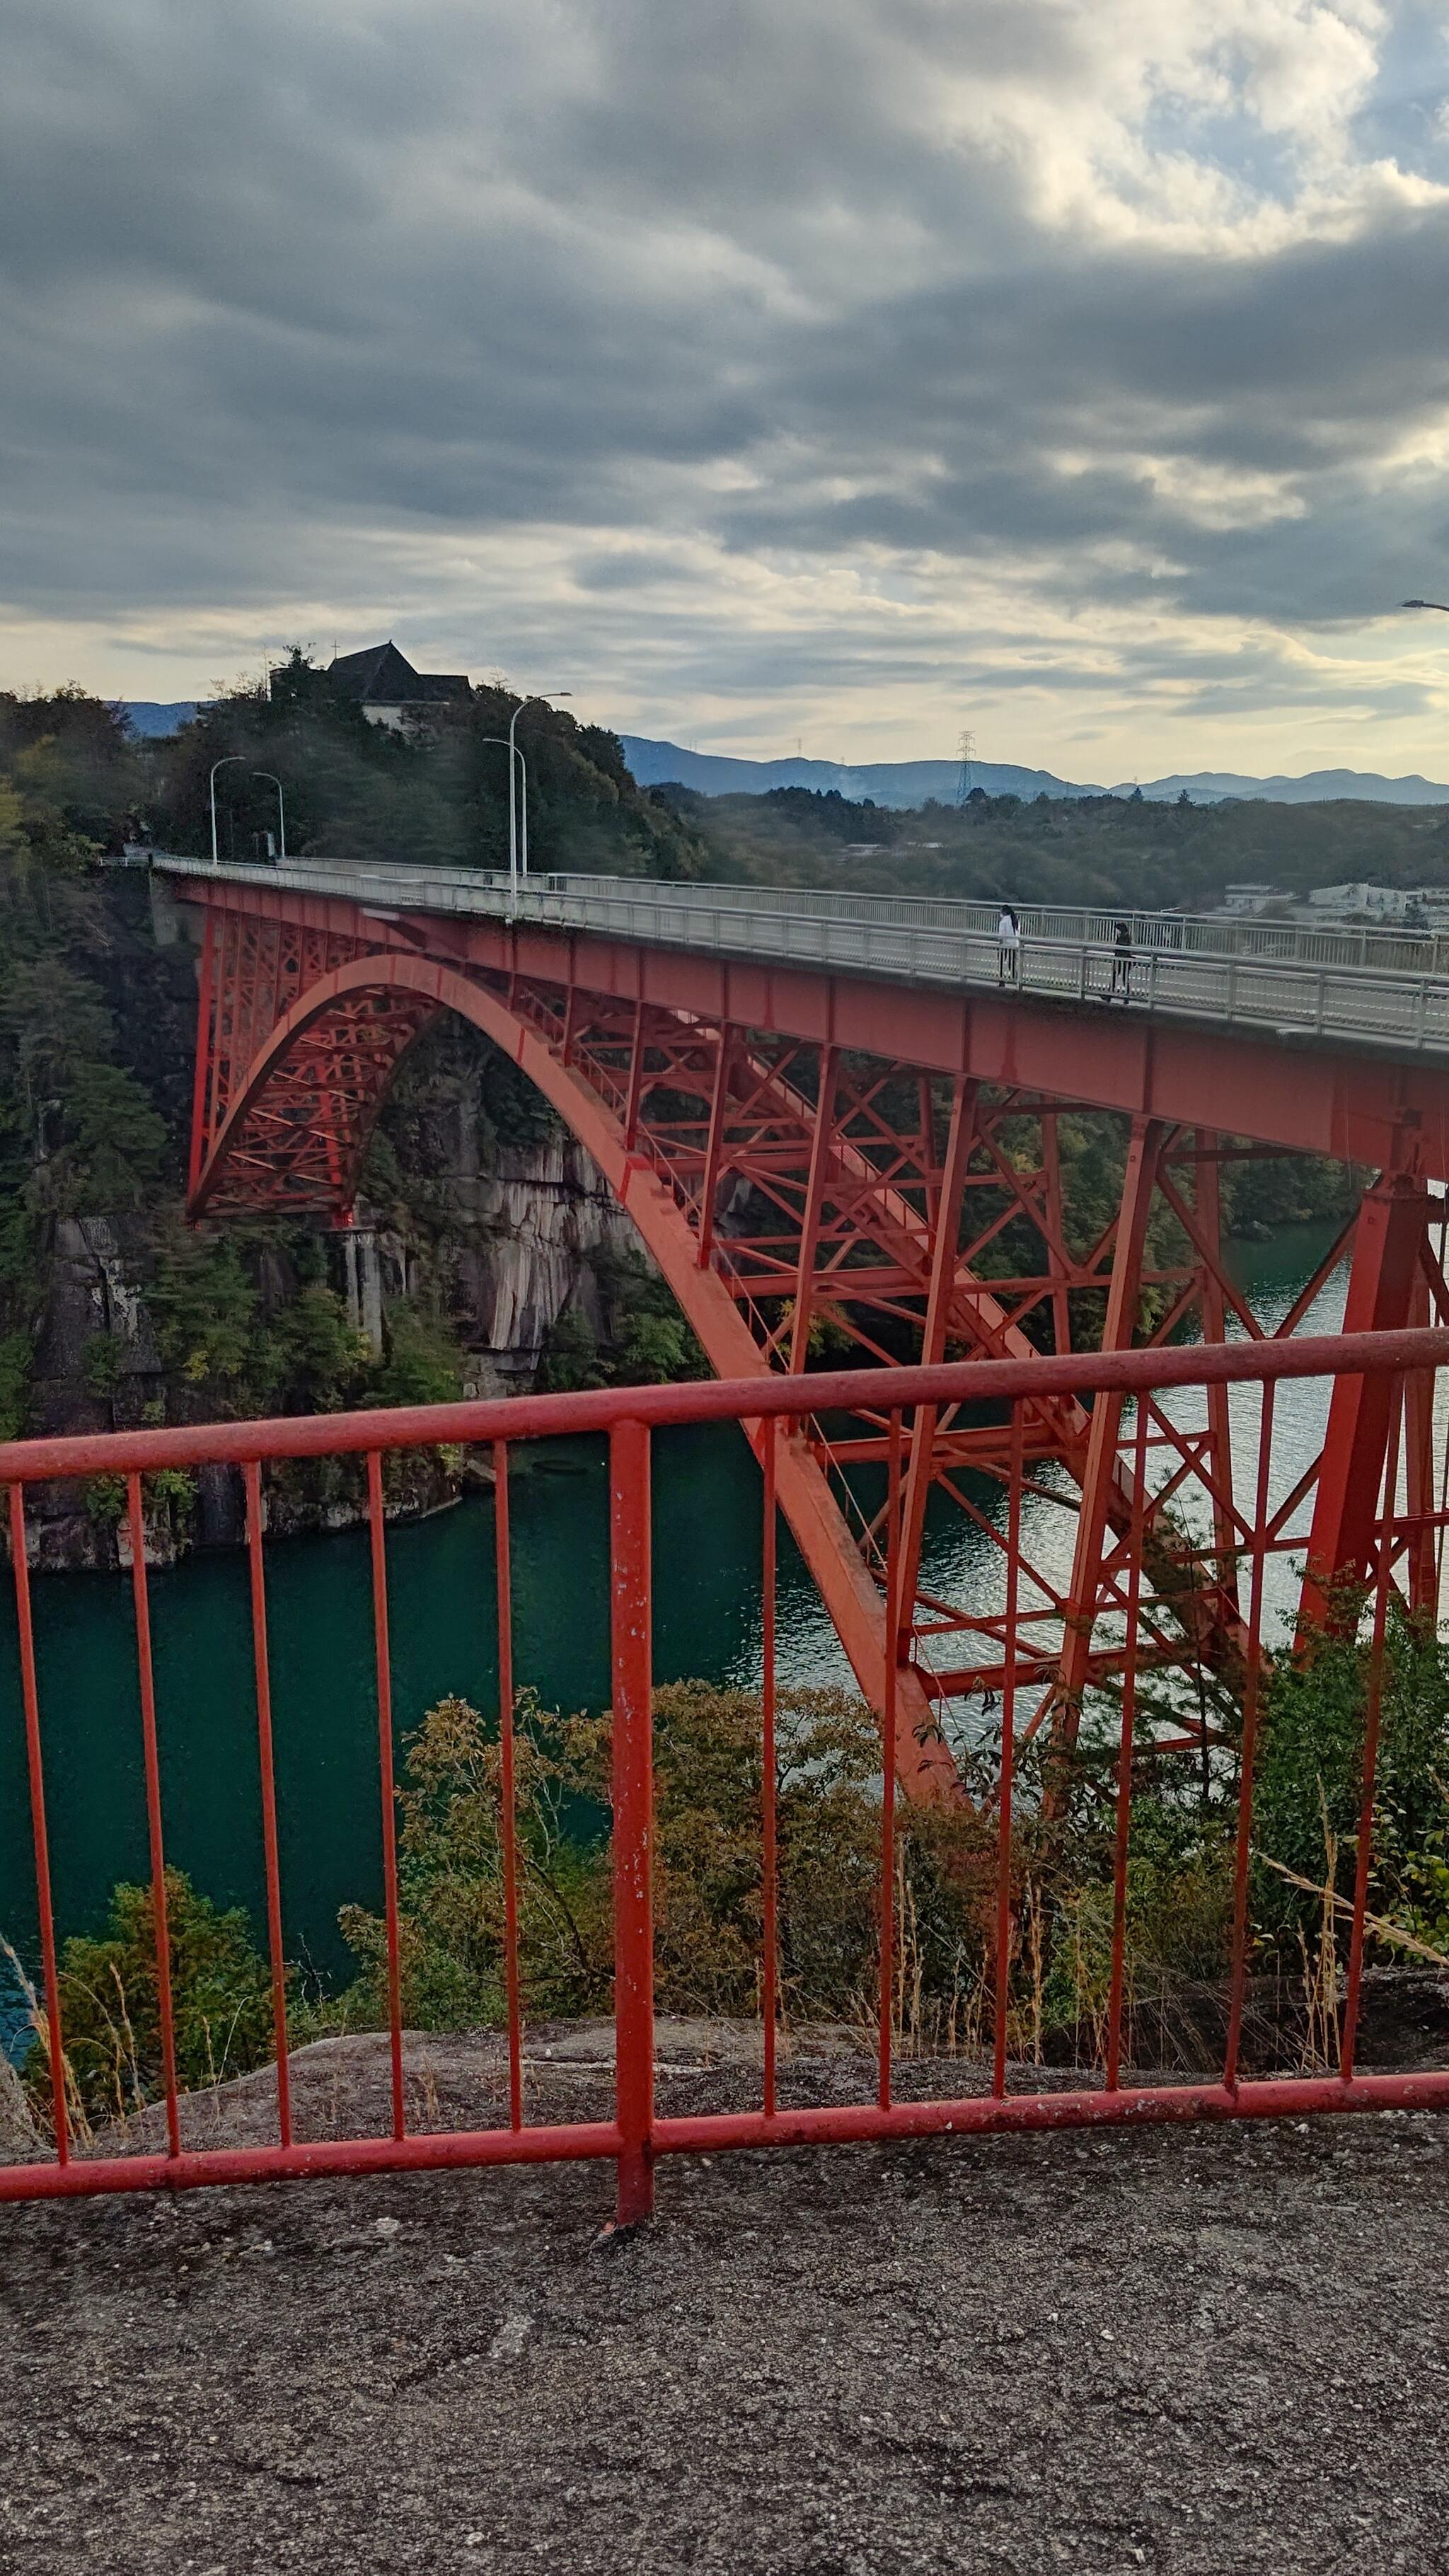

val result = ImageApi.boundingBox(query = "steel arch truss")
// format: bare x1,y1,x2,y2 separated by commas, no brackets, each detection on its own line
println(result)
183,889,1444,1800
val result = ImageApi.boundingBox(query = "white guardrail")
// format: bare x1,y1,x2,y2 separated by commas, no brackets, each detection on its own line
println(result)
137,853,1449,1060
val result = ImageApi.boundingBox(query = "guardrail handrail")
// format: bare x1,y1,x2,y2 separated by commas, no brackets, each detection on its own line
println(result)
129,845,1449,970
4,1325,1448,2219
136,851,1449,1059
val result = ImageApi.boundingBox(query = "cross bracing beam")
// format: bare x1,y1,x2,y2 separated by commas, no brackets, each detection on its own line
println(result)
175,872,1445,1803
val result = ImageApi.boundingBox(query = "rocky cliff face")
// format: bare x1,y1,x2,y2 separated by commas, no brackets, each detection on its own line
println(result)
21,1112,647,1567
357,1016,650,1394
434,1134,644,1394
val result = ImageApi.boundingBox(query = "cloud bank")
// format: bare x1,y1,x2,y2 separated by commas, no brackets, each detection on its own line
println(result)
4,0,1449,772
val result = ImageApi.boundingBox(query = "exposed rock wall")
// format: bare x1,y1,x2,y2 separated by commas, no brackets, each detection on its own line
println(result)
18,1125,645,1564
438,1134,645,1393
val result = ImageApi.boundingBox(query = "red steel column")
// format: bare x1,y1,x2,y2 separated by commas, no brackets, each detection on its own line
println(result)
610,1417,655,2226
1300,1172,1433,1634
1056,1118,1165,1723
695,1025,737,1269
1040,1109,1074,1361
788,1043,841,1372
623,999,647,1153
1195,1133,1238,1605
895,1075,977,1655
1403,1265,1438,1616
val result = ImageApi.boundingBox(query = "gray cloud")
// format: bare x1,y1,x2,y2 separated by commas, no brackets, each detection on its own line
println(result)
4,1,1449,768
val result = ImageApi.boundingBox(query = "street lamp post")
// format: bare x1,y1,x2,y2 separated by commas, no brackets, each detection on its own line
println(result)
480,738,526,902
209,756,246,867
507,693,570,905
251,770,287,863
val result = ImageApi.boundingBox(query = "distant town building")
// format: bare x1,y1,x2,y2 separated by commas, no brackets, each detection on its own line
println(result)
1222,884,1281,915
1305,882,1449,925
328,641,470,731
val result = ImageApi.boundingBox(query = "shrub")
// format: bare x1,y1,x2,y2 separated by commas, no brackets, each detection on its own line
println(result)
35,1869,282,2127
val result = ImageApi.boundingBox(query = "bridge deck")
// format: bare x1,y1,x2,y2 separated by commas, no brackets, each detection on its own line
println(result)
148,853,1449,1065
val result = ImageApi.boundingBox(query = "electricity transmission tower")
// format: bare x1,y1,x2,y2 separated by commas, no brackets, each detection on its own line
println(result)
955,729,976,806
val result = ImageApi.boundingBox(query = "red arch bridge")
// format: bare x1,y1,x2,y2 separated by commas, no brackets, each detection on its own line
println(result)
151,850,1449,1803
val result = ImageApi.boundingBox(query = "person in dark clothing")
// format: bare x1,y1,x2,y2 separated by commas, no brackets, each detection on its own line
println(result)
1111,917,1133,1001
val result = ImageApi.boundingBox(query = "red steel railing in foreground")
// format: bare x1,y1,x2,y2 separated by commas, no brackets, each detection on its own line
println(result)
3,1325,1449,2224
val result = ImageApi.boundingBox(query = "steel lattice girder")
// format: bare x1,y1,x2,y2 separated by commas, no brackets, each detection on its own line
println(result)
178,879,1443,1800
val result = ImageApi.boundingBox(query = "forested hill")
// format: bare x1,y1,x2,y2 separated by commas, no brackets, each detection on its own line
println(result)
656,780,1449,912
149,652,710,879
0,678,712,1498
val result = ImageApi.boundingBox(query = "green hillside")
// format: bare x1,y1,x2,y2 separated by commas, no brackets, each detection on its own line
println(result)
662,780,1449,912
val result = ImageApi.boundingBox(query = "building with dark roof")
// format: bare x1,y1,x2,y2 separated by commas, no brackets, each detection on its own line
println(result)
327,641,471,730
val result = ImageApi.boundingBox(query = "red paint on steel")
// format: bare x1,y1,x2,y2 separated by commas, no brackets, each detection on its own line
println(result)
2,1330,1442,1488
896,1073,976,1657
761,1415,779,2123
1056,1117,1164,1738
2,1331,1446,2224
366,1452,406,2141
1223,1382,1275,2094
0,2120,627,2201
126,1474,181,2160
1104,1390,1148,2093
244,1460,291,2147
168,884,1444,1800
991,1405,1022,2103
1300,1177,1431,1632
1341,1388,1402,2085
11,2063,1449,2207
879,1410,901,2113
171,865,1449,1172
785,1041,839,1374
493,1438,524,2132
184,947,944,1781
610,1418,655,2227
8,1484,69,2162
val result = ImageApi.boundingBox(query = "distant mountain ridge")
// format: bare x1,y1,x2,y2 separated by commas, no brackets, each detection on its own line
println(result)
620,739,1097,806
621,735,1449,811
117,708,1449,809
120,702,200,738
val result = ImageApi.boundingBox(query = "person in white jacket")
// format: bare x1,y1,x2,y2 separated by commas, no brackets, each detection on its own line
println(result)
996,904,1020,987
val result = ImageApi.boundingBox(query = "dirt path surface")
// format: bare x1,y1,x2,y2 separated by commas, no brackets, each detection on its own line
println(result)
1,2033,1447,2573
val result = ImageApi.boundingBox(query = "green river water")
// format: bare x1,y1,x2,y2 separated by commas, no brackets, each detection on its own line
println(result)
0,1225,1353,1989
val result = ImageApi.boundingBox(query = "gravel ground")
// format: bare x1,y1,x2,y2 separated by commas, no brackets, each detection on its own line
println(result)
1,2026,1448,2574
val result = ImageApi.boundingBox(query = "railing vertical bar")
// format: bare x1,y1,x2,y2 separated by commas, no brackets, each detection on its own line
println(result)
1340,1385,1404,2084
8,1484,69,2164
366,1451,406,2142
1423,1205,1433,1607
761,1416,779,2122
1104,1385,1150,2091
992,1402,1024,2100
610,1417,654,2227
126,1474,181,2160
879,1409,902,2113
1224,1381,1276,2091
492,1438,524,2132
243,1461,291,2148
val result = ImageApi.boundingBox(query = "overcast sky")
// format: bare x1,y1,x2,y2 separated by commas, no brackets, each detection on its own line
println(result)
5,1,1449,778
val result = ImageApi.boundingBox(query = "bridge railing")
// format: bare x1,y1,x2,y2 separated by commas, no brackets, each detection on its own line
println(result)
144,854,1449,1058
2,1326,1447,2224
545,870,1449,976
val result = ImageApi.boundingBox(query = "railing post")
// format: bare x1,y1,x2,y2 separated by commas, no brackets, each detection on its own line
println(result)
610,1417,655,2228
